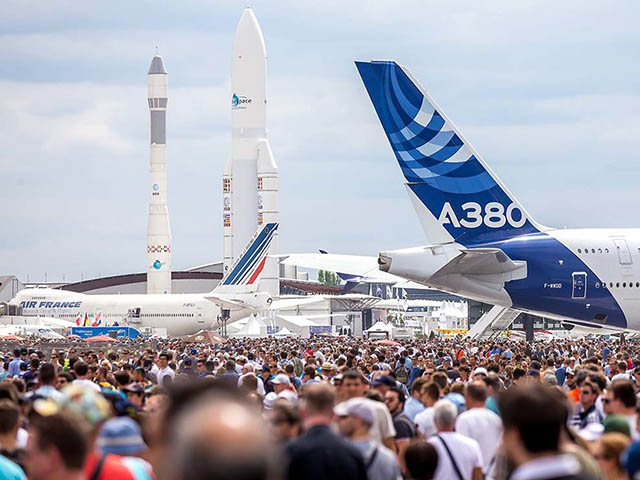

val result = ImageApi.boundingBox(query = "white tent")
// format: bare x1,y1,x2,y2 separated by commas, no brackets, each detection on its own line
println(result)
365,320,393,333
273,327,297,337
228,315,267,338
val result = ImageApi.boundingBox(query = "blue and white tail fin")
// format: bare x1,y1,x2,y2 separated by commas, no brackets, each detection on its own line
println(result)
356,61,544,246
213,222,278,293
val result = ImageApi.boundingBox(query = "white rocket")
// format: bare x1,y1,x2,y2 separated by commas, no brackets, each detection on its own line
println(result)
146,54,172,294
223,8,279,296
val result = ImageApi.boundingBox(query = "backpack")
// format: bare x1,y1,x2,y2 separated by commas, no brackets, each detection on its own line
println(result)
395,359,409,384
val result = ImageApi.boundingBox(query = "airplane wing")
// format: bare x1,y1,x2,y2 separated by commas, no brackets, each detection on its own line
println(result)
433,248,527,279
205,294,249,310
269,296,329,311
278,253,429,287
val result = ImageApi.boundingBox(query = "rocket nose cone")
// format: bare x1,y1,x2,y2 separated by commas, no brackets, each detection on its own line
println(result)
148,55,167,75
233,7,265,52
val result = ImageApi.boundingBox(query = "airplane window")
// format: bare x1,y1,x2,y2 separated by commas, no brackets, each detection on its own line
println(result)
584,249,588,254
598,248,602,253
591,249,595,253
623,283,627,288
605,248,610,253
578,249,582,253
637,282,640,287
616,283,620,288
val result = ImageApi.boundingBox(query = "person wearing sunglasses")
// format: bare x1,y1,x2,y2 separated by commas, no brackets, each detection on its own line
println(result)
569,380,603,430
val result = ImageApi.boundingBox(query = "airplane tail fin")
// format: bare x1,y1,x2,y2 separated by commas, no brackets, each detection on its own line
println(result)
355,61,544,246
214,222,278,293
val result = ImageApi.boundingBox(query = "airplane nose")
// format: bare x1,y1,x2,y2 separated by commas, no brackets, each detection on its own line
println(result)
378,254,391,272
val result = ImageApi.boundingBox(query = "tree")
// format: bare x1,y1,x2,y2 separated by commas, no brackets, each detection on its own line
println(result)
318,270,325,284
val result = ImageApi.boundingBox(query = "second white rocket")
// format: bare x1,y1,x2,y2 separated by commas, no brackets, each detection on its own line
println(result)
223,8,279,296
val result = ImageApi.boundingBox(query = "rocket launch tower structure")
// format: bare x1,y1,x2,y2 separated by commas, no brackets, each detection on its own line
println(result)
223,8,279,296
146,54,172,294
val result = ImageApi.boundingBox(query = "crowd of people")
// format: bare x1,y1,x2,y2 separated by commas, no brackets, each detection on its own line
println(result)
0,335,638,479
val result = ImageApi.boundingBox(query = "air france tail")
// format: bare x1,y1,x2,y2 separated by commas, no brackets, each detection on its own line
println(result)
214,222,278,293
355,61,545,247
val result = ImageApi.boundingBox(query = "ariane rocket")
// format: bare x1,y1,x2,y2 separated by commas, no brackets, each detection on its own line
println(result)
223,8,279,296
147,54,172,294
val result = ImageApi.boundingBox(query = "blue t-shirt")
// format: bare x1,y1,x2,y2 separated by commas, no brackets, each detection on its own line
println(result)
0,454,25,480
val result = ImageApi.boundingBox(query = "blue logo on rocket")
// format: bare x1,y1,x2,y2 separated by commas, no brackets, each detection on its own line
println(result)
232,94,239,108
153,260,162,270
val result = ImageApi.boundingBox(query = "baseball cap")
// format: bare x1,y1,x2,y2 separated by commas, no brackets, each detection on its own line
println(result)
334,398,374,425
33,384,111,428
565,368,575,377
472,367,488,377
271,374,291,386
603,415,631,437
123,383,144,394
97,417,147,455
372,375,396,388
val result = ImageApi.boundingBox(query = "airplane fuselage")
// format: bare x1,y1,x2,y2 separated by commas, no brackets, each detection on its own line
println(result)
387,229,640,330
13,288,222,337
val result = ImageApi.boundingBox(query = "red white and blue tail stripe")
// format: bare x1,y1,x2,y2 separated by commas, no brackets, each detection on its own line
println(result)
219,223,278,288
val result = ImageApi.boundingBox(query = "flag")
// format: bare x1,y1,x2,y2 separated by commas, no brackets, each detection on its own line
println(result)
83,313,89,327
91,312,102,327
75,313,82,326
375,287,383,298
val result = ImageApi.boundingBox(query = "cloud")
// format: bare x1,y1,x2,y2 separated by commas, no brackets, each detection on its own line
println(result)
1,1,640,281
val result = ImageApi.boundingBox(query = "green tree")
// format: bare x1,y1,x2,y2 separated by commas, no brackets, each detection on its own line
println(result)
318,270,325,283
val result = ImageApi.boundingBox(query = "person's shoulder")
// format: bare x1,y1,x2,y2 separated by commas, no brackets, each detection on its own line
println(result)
415,407,433,422
0,454,25,480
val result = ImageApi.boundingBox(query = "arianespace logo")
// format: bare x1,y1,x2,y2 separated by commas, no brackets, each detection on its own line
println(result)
232,93,251,109
153,260,163,270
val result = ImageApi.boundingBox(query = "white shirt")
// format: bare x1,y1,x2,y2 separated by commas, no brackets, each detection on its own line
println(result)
415,407,437,438
455,407,502,475
73,378,101,392
511,454,580,480
428,431,483,480
157,366,175,386
366,398,396,444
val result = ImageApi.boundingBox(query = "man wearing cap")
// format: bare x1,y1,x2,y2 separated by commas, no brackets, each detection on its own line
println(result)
340,370,396,451
471,367,488,381
335,398,402,480
372,375,396,397
123,383,145,410
321,362,336,380
272,374,298,403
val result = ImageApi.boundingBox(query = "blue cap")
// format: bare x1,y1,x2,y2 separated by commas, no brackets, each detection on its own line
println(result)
97,417,147,455
190,348,197,355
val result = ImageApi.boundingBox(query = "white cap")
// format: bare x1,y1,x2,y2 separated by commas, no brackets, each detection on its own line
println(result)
334,398,374,425
473,367,488,377
271,374,291,386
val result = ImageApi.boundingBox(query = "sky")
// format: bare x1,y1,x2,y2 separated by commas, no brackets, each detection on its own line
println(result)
2,1,640,283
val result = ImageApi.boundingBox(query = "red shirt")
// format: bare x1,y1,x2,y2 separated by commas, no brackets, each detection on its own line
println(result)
84,452,136,480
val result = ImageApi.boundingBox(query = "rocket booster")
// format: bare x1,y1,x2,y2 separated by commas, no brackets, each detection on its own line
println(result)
147,54,172,294
224,8,279,296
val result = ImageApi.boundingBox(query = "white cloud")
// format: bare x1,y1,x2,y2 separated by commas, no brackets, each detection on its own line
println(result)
1,1,640,280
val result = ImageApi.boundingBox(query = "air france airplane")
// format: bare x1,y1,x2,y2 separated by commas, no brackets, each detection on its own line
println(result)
13,223,279,337
355,60,640,331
